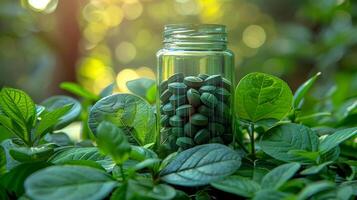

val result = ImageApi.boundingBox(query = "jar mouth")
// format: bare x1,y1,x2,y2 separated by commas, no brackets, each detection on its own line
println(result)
164,24,227,44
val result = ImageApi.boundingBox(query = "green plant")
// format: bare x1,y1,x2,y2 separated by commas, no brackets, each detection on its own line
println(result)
0,72,356,200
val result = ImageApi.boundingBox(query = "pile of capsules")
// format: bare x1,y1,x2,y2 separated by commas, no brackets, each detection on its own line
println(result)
159,73,233,150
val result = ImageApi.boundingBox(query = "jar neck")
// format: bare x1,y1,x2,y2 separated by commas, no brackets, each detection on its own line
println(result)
163,24,227,51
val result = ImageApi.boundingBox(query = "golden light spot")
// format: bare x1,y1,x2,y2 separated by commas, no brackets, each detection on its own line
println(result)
136,67,156,79
115,41,137,64
28,0,58,13
116,69,139,92
242,25,266,48
105,5,124,27
122,1,143,20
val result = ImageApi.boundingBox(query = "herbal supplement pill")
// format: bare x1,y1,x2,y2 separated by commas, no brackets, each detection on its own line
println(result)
190,113,208,126
209,122,225,136
169,135,178,149
204,75,222,86
183,76,203,88
159,80,168,93
160,115,170,127
221,78,232,90
197,105,212,117
160,89,172,103
176,137,194,149
169,94,186,107
187,88,201,107
194,129,210,144
171,127,185,137
209,137,224,144
199,85,216,94
168,82,187,95
184,123,198,137
215,102,230,117
200,92,218,108
169,115,184,127
176,104,194,117
215,88,231,102
162,103,175,116
198,74,209,80
168,73,184,83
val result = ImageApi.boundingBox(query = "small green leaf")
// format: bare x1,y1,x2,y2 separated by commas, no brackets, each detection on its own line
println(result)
49,147,114,172
100,83,116,98
319,127,357,155
261,162,301,189
41,95,81,129
126,78,156,103
130,145,158,161
297,181,335,200
235,72,293,122
25,165,117,200
253,189,293,200
211,176,261,197
34,104,73,138
9,145,54,163
260,123,319,163
60,82,99,101
89,94,156,145
160,144,241,186
96,122,131,164
300,161,333,175
294,72,321,109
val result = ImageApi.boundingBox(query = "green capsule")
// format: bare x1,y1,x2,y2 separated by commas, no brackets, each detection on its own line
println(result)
160,89,172,103
169,94,186,107
162,103,175,116
215,88,231,103
176,137,194,149
204,75,222,86
190,113,208,126
169,115,185,127
184,123,198,137
197,105,213,117
183,76,203,88
160,115,170,127
198,74,209,80
194,129,210,144
159,80,168,93
168,73,184,83
221,78,232,90
214,102,230,118
208,122,225,136
209,137,224,144
176,104,194,117
200,92,218,108
171,127,185,137
199,85,216,94
169,135,178,149
168,82,187,95
187,88,201,107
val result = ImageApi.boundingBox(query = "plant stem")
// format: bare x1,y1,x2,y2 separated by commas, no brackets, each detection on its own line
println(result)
119,165,126,181
248,123,255,158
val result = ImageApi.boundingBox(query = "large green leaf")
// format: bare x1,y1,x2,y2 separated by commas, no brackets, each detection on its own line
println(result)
49,147,114,171
126,78,156,104
261,162,300,189
293,72,321,109
160,144,241,186
60,82,99,101
235,72,293,122
253,189,292,200
0,88,36,142
88,94,156,145
96,122,131,164
9,145,54,163
211,176,261,197
319,127,357,155
41,95,81,129
260,123,319,163
25,165,117,200
297,181,335,200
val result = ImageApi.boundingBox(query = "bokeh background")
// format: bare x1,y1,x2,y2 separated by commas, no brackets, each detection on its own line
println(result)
0,0,356,104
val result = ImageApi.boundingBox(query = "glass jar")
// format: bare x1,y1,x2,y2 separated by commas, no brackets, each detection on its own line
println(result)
156,24,235,151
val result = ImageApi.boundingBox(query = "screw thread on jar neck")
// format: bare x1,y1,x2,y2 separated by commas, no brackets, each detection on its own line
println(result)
163,24,227,50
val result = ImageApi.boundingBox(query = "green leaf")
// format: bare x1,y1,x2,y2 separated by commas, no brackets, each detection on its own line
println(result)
0,162,50,196
297,181,335,200
49,147,114,172
25,165,117,200
293,72,321,109
34,104,73,138
235,72,293,122
88,94,156,146
160,144,241,186
41,95,81,129
96,122,131,164
319,127,357,155
253,189,293,200
0,146,6,175
9,145,54,163
261,162,301,189
0,88,36,142
44,132,72,146
260,123,319,163
60,82,99,101
300,161,333,175
126,78,156,103
100,83,116,98
211,176,261,197
130,146,158,161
